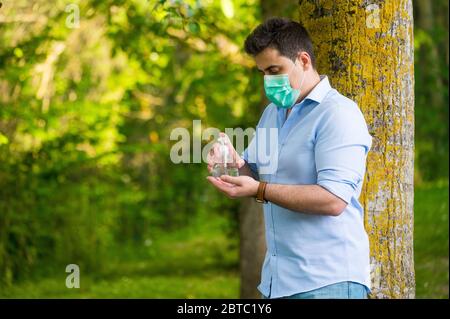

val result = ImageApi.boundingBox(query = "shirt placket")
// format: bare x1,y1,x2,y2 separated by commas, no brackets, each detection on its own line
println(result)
269,102,308,298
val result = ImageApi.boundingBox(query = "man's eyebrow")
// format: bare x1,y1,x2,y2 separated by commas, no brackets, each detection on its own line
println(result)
257,65,282,72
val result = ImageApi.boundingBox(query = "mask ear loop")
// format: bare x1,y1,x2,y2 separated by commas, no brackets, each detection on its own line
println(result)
295,59,306,92
289,59,305,91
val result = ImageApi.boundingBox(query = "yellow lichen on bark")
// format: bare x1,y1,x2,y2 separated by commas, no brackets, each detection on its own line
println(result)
298,0,415,298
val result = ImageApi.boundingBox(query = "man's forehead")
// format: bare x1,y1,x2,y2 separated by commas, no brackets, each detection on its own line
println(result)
255,48,289,70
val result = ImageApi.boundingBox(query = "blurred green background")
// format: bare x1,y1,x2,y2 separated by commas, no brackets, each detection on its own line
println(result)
0,0,448,298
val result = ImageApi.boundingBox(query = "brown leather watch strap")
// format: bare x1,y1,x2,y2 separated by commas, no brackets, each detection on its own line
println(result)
255,181,268,203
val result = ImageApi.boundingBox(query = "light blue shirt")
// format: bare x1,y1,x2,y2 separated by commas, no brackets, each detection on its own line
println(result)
241,75,372,298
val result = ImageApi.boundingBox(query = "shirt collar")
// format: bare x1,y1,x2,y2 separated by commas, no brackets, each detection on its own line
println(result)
276,75,332,122
303,75,332,104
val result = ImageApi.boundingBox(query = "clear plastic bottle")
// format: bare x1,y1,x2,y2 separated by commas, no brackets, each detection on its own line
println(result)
211,136,239,177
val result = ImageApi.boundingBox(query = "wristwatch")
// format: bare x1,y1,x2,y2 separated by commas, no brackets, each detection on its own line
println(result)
255,181,268,203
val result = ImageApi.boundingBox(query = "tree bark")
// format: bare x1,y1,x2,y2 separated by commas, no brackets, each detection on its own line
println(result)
238,197,266,299
298,0,415,298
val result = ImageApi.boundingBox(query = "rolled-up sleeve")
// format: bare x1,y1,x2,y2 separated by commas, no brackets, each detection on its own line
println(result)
315,104,372,204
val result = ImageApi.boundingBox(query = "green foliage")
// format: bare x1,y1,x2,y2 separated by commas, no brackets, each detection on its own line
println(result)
413,0,449,182
0,0,260,285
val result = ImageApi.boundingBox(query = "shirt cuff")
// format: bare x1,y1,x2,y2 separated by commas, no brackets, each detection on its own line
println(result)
317,179,355,204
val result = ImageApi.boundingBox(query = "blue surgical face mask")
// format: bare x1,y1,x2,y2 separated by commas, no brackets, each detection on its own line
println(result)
263,60,305,109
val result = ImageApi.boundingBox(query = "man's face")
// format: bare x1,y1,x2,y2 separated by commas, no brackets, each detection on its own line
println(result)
254,47,304,90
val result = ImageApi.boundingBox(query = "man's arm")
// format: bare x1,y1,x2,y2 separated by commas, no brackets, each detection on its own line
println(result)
238,145,347,216
263,183,347,216
235,148,347,215
210,174,347,217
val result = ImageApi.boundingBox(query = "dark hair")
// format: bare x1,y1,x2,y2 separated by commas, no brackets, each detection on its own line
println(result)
244,17,316,68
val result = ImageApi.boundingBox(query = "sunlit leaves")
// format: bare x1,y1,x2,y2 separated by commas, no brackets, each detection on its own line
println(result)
220,0,234,18
0,132,9,145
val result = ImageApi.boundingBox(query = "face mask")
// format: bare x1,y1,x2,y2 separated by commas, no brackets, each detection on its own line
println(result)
263,60,305,109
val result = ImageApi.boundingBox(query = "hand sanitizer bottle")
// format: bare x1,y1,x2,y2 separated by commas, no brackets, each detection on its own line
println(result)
211,136,239,177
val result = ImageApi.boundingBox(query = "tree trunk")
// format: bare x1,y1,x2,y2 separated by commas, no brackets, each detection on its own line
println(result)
238,197,266,298
298,0,415,298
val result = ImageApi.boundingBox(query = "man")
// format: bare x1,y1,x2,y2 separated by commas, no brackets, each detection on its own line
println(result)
206,17,372,299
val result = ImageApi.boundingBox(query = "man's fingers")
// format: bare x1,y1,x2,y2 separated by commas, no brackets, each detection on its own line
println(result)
219,175,242,185
206,178,230,197
218,179,236,187
237,157,245,168
206,176,235,193
207,143,221,164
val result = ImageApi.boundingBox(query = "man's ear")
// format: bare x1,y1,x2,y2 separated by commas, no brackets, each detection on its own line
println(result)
298,51,311,69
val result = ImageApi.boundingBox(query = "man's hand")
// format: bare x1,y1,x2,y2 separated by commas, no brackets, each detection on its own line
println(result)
206,175,259,199
206,132,245,174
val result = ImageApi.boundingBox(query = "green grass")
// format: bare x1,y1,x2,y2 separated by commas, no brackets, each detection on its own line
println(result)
414,180,449,299
0,213,240,299
0,275,239,299
0,182,448,299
